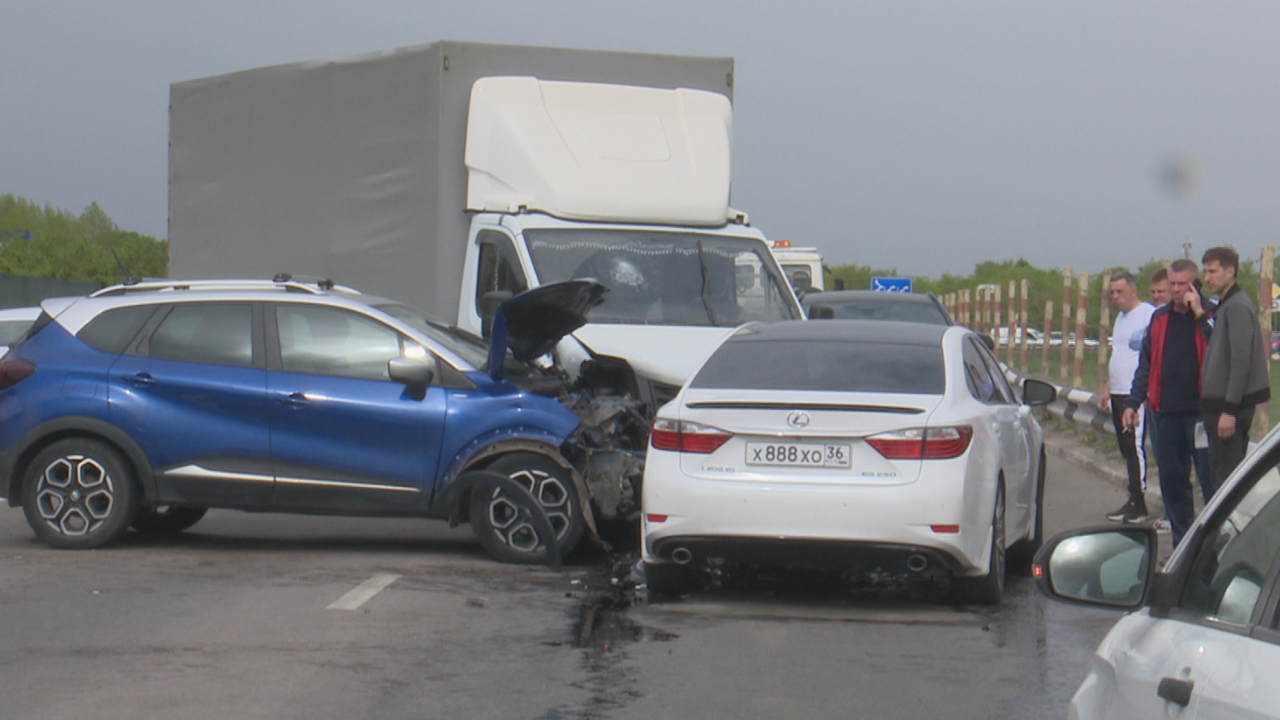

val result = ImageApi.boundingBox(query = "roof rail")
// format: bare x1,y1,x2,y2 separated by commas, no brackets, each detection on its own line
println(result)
90,277,360,298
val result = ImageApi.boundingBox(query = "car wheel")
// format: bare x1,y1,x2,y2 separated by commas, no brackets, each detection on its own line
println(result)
643,561,694,599
951,483,1006,606
1008,452,1046,573
470,453,585,565
21,439,138,550
131,506,208,534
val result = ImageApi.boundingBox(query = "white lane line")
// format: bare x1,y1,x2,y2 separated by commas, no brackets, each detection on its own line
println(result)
327,573,402,611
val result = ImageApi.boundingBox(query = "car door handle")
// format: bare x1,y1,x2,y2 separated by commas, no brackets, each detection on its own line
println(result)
124,372,157,385
1157,677,1194,707
276,392,312,406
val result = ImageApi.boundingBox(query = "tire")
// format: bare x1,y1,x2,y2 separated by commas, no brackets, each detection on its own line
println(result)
1008,453,1046,573
951,483,1006,606
470,453,585,565
21,439,138,550
131,506,207,534
643,561,694,599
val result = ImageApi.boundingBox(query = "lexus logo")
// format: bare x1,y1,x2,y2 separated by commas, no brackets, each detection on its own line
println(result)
786,411,810,428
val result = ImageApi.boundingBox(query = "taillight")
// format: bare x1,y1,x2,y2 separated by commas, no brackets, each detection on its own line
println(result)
866,426,973,460
650,418,733,454
0,358,36,390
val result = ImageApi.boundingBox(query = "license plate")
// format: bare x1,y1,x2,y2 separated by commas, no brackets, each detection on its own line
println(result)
745,442,852,468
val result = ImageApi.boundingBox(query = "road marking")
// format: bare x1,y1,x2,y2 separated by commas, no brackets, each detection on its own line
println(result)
327,573,402,611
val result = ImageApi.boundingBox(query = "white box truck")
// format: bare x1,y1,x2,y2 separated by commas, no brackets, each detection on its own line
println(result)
167,40,802,533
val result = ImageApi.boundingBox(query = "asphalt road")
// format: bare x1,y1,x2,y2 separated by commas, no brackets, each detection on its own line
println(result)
0,448,1143,720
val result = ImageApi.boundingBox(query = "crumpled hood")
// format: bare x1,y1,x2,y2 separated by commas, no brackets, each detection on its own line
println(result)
569,323,737,387
488,280,608,375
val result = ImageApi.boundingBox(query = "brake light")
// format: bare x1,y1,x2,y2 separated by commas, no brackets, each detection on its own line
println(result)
866,426,973,460
0,358,36,390
650,418,733,454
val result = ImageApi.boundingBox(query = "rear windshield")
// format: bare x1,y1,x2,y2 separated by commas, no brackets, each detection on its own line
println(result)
809,299,947,325
690,339,946,394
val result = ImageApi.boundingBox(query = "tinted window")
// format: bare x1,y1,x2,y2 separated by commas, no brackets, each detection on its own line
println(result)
148,304,253,367
691,339,945,394
975,339,1015,404
962,339,1002,404
277,305,403,381
810,299,947,325
1179,461,1280,625
78,306,157,354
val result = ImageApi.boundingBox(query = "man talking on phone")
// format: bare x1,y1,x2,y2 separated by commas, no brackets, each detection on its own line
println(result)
1123,258,1214,546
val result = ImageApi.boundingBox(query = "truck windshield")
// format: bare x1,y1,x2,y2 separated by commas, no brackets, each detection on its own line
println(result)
524,229,799,326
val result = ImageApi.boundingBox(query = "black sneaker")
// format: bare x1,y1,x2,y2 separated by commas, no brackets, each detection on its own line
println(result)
1106,502,1131,522
1122,505,1150,524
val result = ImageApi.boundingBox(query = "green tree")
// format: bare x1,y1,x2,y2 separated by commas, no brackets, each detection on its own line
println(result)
0,194,167,284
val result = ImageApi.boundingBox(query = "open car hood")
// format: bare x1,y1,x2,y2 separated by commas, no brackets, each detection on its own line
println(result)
488,280,609,376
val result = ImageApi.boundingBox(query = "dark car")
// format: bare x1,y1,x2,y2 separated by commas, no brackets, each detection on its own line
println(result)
802,290,953,325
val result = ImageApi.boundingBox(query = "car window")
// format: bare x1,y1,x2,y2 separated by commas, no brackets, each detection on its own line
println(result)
474,231,528,312
0,319,33,346
147,303,254,368
78,305,158,354
1178,460,1280,626
974,339,1016,404
690,338,945,394
961,339,1002,404
277,305,405,382
814,299,948,324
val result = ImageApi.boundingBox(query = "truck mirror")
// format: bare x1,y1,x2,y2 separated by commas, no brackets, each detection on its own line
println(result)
479,290,514,338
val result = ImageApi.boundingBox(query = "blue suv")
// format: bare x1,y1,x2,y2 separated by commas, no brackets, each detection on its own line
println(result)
0,277,621,563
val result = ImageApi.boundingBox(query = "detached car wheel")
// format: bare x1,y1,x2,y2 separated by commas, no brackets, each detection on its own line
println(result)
21,439,138,549
131,506,208,534
951,483,1006,606
470,453,585,564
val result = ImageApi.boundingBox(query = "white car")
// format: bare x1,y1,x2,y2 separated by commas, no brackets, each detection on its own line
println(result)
0,306,40,355
640,320,1057,604
1034,423,1280,719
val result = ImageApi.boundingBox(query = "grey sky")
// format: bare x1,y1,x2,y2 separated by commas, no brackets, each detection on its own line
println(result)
4,0,1278,277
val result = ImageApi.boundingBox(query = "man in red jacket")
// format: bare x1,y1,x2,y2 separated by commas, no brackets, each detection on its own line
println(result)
1122,259,1214,546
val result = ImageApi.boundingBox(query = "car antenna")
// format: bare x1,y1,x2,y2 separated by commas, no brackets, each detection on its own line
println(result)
109,247,142,286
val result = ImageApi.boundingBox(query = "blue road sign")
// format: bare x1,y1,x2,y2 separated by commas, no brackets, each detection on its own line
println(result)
871,277,913,293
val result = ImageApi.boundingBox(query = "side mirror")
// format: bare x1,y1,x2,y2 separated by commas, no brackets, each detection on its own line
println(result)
479,290,514,339
980,334,996,351
808,304,835,320
1032,527,1156,610
1021,378,1057,406
389,356,435,398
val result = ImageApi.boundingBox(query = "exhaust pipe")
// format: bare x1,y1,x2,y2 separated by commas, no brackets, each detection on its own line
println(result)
906,554,929,572
671,547,693,565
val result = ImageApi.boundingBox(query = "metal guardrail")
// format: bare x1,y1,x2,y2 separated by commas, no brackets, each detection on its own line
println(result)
1004,367,1113,433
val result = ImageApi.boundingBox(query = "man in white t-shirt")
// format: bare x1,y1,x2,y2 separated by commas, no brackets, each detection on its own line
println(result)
1098,271,1156,523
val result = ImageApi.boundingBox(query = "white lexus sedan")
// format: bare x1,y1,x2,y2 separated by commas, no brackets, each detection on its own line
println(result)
641,320,1056,604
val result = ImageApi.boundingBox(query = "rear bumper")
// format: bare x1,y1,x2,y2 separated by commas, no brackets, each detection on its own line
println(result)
646,534,967,575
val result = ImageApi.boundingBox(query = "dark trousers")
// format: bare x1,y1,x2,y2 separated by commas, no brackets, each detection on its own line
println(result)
1152,411,1212,546
1109,396,1146,505
1204,405,1255,493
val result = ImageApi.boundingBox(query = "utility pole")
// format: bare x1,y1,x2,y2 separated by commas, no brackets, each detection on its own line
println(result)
1182,235,1192,260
